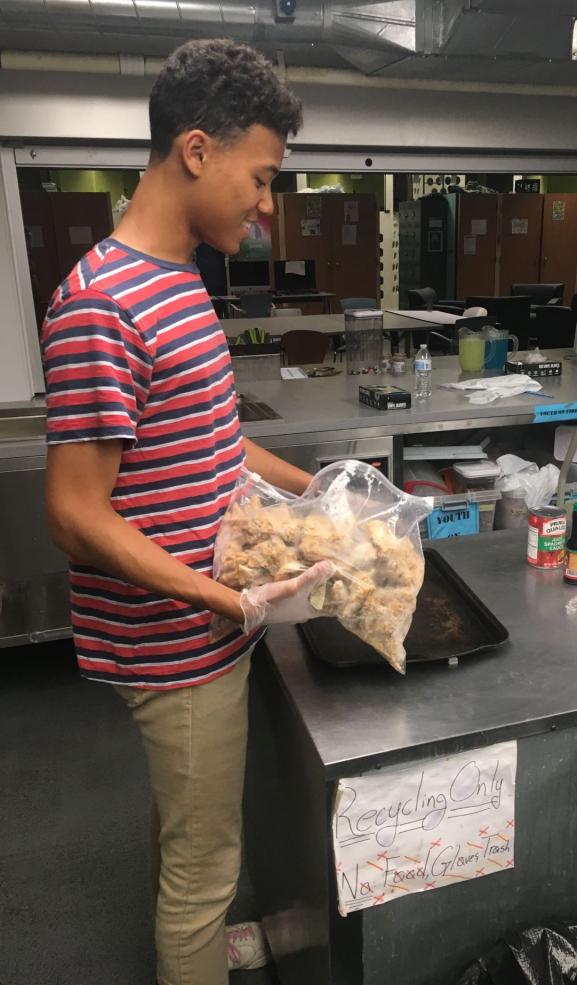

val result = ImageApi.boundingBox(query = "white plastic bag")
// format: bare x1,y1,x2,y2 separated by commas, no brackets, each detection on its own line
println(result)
213,461,431,673
495,454,559,509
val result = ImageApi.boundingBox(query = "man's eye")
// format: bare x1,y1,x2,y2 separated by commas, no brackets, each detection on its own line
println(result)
255,178,266,189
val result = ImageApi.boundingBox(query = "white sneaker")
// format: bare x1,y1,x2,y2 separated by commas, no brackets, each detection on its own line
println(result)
226,921,271,971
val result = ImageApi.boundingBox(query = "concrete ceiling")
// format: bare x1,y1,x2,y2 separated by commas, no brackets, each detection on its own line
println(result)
0,0,576,87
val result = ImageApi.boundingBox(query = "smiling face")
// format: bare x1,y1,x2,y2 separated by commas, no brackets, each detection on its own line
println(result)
177,124,285,256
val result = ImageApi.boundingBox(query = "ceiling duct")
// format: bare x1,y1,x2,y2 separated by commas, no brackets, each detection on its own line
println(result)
0,0,576,85
426,0,574,61
0,0,416,55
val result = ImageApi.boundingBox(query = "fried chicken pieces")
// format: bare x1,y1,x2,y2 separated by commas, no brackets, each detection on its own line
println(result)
215,494,425,673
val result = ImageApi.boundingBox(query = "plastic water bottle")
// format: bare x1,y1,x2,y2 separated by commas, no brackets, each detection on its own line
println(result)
414,343,432,399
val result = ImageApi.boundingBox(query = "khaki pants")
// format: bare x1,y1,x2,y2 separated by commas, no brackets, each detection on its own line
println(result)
114,649,253,985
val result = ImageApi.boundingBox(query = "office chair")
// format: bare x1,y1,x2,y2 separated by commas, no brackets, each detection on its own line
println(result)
433,303,466,315
340,297,378,311
281,330,330,366
407,287,436,310
466,295,532,348
532,306,577,350
237,292,274,318
511,283,565,306
233,327,271,345
426,330,458,355
407,288,464,315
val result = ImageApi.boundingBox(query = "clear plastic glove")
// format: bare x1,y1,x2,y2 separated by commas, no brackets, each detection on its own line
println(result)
240,560,334,634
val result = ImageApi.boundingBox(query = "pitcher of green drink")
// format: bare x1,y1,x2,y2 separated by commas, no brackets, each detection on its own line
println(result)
458,325,496,373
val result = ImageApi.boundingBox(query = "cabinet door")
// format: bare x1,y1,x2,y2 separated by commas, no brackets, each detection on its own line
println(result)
276,192,333,293
50,192,114,281
499,193,543,294
328,193,379,306
456,194,499,299
20,190,61,327
540,194,577,303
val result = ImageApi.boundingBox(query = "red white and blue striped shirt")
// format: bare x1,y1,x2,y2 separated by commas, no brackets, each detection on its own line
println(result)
42,237,256,689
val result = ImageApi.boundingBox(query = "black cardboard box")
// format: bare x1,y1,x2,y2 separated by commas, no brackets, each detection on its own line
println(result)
358,384,412,410
506,359,562,378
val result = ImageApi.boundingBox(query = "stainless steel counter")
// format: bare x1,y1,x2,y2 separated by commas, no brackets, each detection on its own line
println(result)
245,531,577,985
2,351,576,450
242,349,577,442
1,354,576,647
262,530,577,778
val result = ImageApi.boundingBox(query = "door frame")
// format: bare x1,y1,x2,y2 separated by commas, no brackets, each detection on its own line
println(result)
13,144,577,175
9,142,577,396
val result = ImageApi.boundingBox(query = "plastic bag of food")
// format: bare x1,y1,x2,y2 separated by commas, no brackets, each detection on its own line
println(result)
213,460,431,673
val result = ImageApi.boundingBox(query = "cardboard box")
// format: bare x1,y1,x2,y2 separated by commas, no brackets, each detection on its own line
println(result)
358,385,412,410
506,359,562,378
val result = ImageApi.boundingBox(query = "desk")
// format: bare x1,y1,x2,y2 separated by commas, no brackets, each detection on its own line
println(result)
386,307,461,326
225,314,343,338
226,312,442,356
273,291,334,314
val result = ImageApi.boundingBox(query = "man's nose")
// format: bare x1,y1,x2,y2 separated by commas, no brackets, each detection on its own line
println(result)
258,186,274,217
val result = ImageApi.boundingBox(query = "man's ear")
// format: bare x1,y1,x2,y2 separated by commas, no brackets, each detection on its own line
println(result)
179,129,211,178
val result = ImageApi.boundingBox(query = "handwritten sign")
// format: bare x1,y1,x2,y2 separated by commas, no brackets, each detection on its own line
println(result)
332,741,516,916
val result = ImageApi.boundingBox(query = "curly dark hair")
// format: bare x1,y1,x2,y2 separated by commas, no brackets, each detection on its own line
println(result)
149,38,302,157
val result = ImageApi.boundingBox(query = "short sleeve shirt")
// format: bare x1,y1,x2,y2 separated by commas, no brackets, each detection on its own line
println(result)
42,238,257,689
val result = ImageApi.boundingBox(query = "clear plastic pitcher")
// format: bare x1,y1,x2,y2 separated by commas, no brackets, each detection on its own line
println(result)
484,327,519,372
345,309,383,374
458,325,496,373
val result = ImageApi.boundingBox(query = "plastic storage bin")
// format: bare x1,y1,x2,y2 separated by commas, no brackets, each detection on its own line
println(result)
420,490,501,540
453,460,500,491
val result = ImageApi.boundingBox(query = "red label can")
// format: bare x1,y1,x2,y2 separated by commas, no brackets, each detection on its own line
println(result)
527,507,567,569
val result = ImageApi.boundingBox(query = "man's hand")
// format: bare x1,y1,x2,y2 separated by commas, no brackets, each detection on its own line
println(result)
211,561,333,639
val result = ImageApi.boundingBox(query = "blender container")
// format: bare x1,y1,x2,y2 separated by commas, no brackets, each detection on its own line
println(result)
345,309,383,374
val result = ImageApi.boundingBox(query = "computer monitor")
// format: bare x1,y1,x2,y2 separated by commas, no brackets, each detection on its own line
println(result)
228,260,271,293
195,243,227,296
274,260,316,293
511,283,565,305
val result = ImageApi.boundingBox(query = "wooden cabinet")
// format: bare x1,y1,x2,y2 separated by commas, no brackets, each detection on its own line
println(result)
540,194,577,303
455,194,499,299
20,190,61,327
398,190,577,304
273,193,379,309
21,191,114,328
498,193,544,294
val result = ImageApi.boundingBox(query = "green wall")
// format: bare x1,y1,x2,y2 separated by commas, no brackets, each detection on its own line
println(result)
17,167,140,203
524,175,577,194
56,169,140,201
307,172,385,209
545,176,577,194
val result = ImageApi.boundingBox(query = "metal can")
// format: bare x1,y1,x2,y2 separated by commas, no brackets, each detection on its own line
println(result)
527,507,567,568
391,356,407,376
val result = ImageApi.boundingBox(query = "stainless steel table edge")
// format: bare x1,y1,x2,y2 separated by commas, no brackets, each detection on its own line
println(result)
294,713,577,782
245,412,540,443
0,626,72,649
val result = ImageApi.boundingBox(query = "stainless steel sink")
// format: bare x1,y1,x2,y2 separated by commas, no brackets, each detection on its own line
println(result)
237,394,282,423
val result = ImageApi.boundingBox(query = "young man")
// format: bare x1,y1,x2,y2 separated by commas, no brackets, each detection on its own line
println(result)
42,39,332,985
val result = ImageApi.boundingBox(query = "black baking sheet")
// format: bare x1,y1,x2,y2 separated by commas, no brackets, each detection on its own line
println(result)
299,548,509,668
